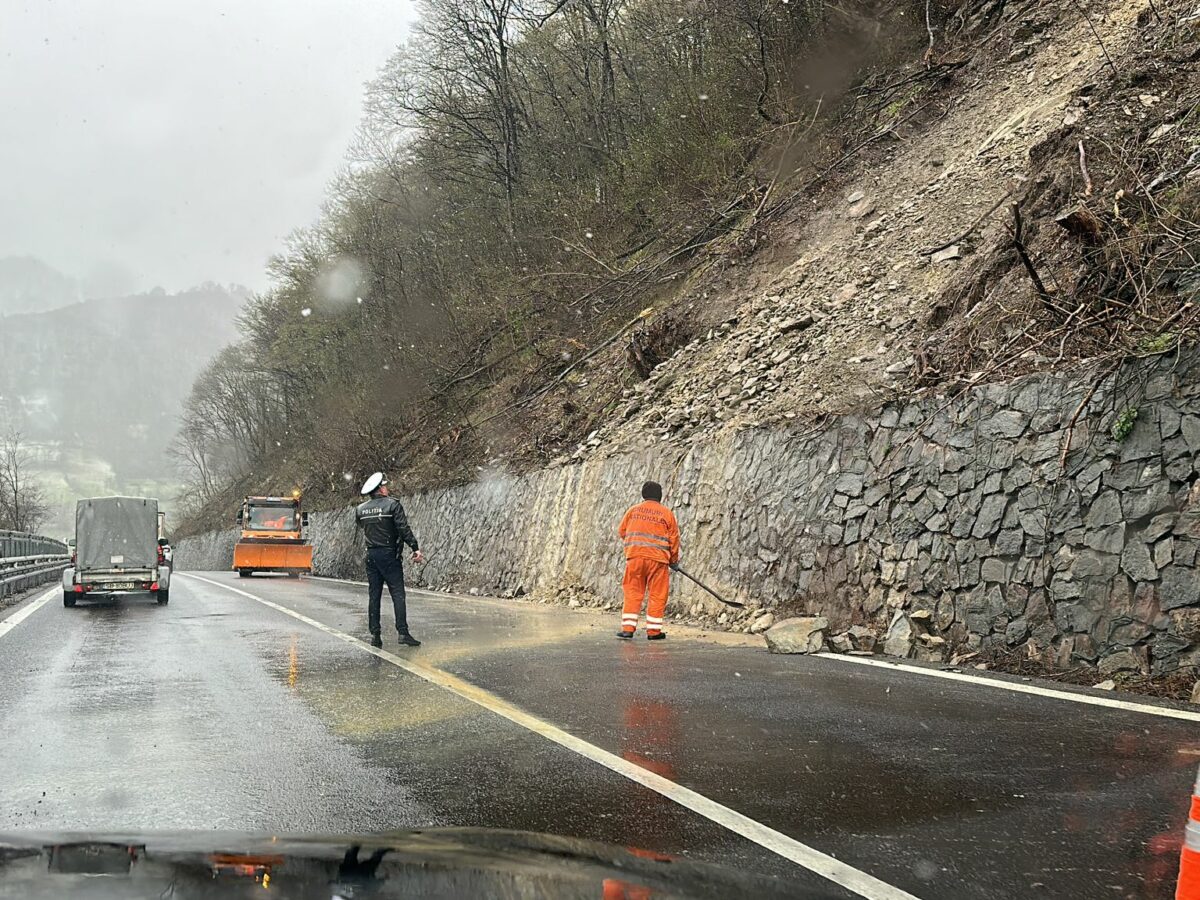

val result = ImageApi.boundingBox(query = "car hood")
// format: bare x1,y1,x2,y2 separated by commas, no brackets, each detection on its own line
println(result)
0,828,830,899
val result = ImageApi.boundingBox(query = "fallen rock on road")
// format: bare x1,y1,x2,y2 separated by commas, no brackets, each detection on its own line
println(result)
765,616,829,654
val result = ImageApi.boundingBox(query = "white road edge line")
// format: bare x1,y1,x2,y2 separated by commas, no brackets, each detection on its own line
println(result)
310,575,498,604
309,575,367,585
179,572,918,900
816,652,1200,723
309,575,1200,724
0,586,58,640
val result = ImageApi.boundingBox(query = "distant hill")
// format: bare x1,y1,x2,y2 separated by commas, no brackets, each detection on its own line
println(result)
0,256,80,316
0,285,246,482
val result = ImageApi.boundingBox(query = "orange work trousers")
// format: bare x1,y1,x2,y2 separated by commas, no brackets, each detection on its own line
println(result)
621,557,670,634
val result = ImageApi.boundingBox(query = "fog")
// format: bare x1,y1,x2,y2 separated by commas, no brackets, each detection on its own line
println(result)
0,0,417,538
0,0,417,293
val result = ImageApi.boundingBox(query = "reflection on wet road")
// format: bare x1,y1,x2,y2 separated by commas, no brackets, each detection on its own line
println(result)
0,572,1195,899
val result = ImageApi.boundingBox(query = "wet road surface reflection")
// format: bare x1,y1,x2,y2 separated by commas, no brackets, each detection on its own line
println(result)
2,571,1196,899
211,572,1200,898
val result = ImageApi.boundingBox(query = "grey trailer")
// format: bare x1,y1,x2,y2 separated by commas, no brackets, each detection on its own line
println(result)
62,496,170,607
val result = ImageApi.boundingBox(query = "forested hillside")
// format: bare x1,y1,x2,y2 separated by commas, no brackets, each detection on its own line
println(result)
0,286,243,513
174,0,933,519
175,0,1200,529
0,257,79,316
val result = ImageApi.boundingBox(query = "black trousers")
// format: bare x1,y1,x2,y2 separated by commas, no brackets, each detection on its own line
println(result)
366,546,409,635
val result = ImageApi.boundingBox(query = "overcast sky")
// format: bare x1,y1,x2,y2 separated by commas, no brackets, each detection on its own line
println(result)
0,0,416,294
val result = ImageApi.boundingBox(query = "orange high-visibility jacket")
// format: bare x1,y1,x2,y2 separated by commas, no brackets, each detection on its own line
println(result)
619,500,680,564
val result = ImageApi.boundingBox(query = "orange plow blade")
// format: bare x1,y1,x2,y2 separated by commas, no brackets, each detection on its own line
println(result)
233,542,313,573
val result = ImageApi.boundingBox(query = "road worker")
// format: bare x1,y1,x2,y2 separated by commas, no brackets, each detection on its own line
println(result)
617,481,680,640
355,472,424,648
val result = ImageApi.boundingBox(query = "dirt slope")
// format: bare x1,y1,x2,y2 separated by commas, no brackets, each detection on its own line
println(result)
542,0,1175,464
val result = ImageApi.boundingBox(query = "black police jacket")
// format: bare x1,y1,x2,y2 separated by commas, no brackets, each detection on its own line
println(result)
355,496,420,552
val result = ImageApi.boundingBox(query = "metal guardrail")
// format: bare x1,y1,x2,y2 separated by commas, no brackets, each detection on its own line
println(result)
0,530,68,560
0,551,70,600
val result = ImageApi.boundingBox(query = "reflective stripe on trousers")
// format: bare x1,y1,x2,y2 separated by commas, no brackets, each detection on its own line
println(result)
622,558,670,631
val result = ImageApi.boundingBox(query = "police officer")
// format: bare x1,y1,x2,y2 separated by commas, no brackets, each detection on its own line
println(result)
355,472,424,648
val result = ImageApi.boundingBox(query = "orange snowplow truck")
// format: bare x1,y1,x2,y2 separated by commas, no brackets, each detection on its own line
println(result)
233,493,312,578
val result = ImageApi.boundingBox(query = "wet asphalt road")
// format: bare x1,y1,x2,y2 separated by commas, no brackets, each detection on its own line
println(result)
0,572,1196,899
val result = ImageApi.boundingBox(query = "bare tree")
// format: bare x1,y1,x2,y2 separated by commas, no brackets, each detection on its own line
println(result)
167,422,219,502
372,0,529,237
0,431,49,534
168,341,294,502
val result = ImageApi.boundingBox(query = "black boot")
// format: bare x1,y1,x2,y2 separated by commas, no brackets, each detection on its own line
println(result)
370,634,383,648
398,633,422,647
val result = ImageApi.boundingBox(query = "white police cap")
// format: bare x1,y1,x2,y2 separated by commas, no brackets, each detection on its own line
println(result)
360,472,387,495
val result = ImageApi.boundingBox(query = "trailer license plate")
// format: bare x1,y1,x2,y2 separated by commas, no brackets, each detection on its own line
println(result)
109,583,136,591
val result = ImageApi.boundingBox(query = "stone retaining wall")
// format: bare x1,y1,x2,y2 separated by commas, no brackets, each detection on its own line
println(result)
177,352,1200,674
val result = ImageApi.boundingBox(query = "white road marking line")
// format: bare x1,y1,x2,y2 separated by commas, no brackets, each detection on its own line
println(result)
310,574,458,597
0,587,58,640
308,575,367,586
179,572,918,900
309,575,520,607
307,574,1200,723
817,652,1200,723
